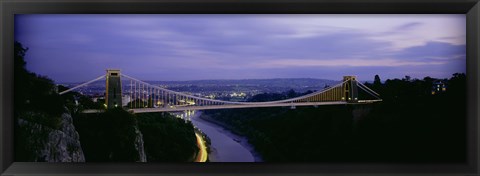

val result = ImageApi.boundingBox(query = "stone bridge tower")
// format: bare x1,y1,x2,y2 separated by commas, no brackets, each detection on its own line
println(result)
106,69,122,108
343,76,358,103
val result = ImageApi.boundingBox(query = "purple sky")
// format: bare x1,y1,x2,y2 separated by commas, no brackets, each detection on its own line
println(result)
15,14,466,83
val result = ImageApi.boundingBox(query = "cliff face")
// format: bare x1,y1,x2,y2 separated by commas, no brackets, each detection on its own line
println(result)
17,112,85,162
134,126,147,162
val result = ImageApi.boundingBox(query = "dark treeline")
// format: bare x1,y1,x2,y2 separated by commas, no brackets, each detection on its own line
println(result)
356,74,465,162
14,41,65,129
201,74,466,162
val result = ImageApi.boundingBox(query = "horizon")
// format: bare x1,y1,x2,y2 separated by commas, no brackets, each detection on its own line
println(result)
15,14,466,83
57,74,459,85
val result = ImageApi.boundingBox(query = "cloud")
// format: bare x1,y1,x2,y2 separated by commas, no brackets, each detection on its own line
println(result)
253,58,445,68
394,22,423,31
14,14,466,82
393,41,466,61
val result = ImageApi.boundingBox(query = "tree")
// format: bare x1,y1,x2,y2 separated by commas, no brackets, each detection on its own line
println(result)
14,41,28,71
14,41,30,114
448,73,466,95
286,89,296,98
14,41,64,126
374,75,381,86
324,84,331,89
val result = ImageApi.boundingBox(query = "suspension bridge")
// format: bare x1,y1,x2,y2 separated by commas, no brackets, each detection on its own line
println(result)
59,69,382,113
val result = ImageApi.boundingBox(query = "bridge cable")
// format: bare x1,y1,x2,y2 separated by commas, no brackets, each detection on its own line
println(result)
123,74,354,106
356,83,382,100
59,75,106,95
356,81,380,96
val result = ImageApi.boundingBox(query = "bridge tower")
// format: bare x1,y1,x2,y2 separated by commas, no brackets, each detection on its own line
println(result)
106,69,122,108
343,76,358,103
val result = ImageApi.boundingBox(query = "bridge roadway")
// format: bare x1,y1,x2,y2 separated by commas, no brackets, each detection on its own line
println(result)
82,100,381,114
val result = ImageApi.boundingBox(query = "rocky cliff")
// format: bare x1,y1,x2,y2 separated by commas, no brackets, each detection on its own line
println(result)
133,126,147,162
17,112,85,162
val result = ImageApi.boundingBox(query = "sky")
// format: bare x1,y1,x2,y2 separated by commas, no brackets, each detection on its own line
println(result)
14,14,466,83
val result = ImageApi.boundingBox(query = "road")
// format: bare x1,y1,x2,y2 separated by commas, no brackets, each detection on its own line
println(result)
131,101,349,113
82,100,382,114
194,132,208,162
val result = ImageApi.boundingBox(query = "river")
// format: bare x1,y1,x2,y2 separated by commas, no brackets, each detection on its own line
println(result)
190,111,262,162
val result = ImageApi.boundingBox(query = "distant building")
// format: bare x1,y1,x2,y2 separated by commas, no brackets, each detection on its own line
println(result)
432,80,447,95
122,95,131,107
91,95,104,103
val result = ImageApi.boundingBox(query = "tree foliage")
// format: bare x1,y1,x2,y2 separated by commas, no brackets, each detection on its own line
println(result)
73,108,141,162
58,85,104,115
14,41,65,129
136,112,199,162
73,109,199,162
374,75,381,86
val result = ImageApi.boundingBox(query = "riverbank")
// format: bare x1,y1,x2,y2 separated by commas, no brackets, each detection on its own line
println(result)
194,112,263,162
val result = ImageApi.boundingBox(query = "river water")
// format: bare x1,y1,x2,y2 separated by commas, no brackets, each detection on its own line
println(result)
190,111,261,162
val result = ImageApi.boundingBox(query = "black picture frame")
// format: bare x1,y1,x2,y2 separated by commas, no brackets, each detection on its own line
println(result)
1,0,479,175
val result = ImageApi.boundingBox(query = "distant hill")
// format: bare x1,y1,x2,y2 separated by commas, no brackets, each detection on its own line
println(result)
61,78,338,88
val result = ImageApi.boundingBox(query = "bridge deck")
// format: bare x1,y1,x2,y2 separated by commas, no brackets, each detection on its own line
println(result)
82,100,381,114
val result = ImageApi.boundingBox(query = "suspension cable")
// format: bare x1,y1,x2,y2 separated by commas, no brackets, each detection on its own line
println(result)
59,75,106,95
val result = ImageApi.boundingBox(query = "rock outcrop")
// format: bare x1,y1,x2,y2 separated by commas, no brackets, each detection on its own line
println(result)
17,112,85,162
133,126,147,162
